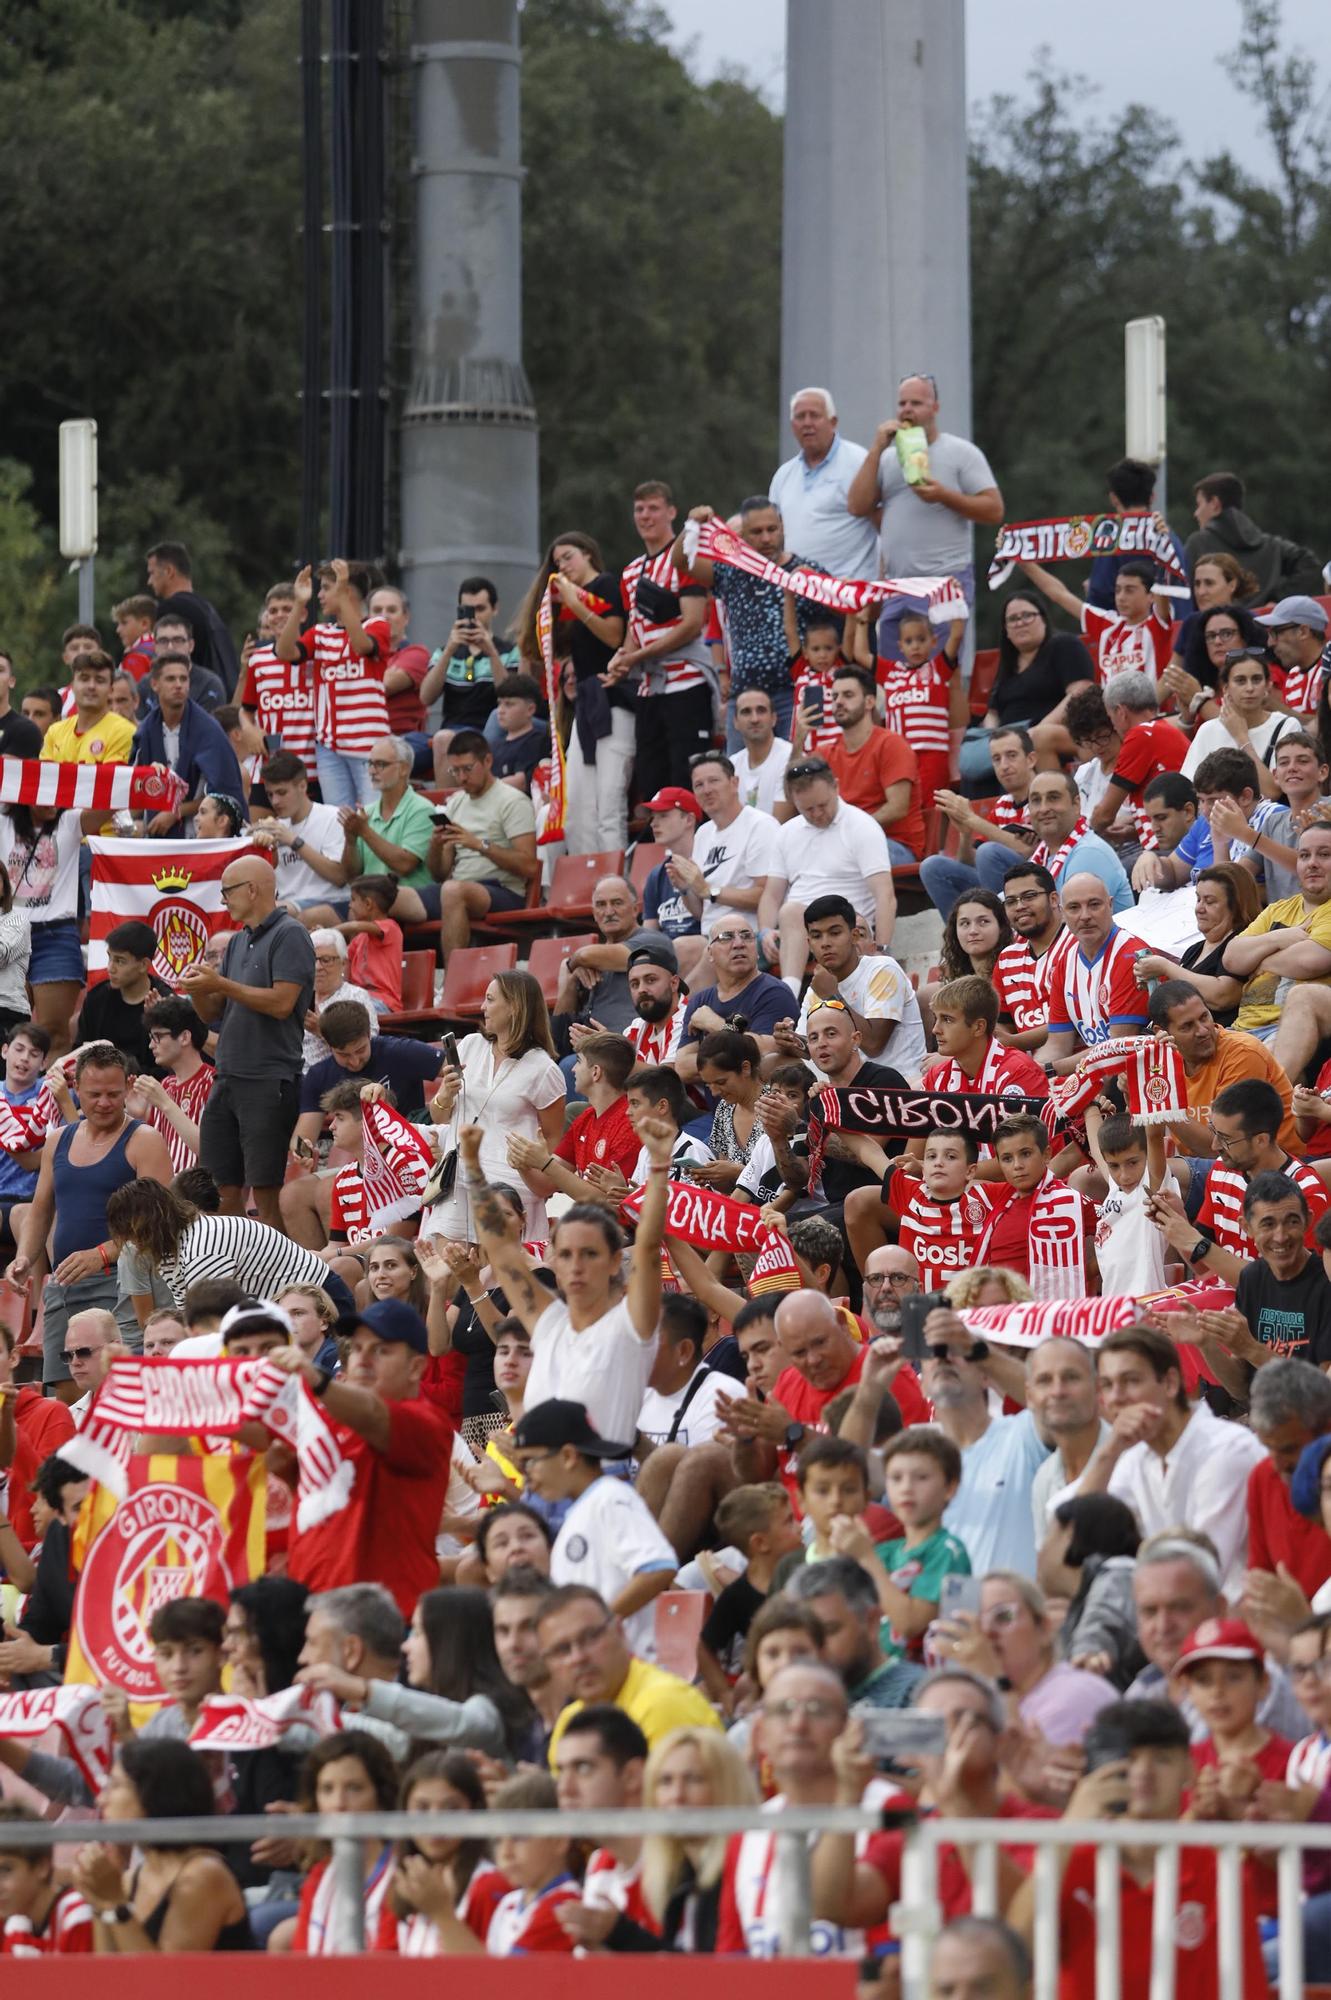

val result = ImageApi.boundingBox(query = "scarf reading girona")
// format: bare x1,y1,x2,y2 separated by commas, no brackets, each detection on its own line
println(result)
987,512,1188,591
620,1178,768,1253
360,1098,434,1228
684,516,969,621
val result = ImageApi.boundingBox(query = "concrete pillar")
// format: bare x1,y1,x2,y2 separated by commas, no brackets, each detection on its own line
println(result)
399,0,539,646
780,0,970,454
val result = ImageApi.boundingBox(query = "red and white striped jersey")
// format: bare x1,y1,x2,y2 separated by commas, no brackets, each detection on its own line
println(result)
241,644,317,777
1277,647,1329,716
583,1848,658,1932
921,1040,1049,1102
887,1169,989,1290
622,549,708,694
148,1064,214,1174
2,1887,94,1956
1198,1157,1329,1260
716,1799,893,1958
1047,926,1150,1047
485,1875,581,1955
791,664,842,754
296,617,393,755
876,654,952,758
375,1862,510,1953
1080,604,1173,682
0,1079,61,1156
992,933,1065,1034
626,997,688,1066
1287,1731,1331,1792
986,793,1030,831
329,1161,372,1244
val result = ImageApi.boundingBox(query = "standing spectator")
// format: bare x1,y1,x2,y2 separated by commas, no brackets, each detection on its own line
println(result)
424,732,539,952
239,582,314,782
0,1023,59,1261
146,612,226,713
1088,673,1190,836
612,482,718,798
40,652,133,766
8,1043,172,1401
249,751,350,922
335,736,436,927
489,676,551,793
77,921,171,1073
134,997,214,1174
757,760,896,992
822,666,926,861
669,752,782,946
113,593,158,680
20,688,59,739
145,538,240,695
677,499,826,743
0,805,86,1059
1086,457,1189,609
181,853,315,1228
130,655,244,836
424,576,522,776
106,1182,345,1325
0,654,42,760
768,387,880,581
846,372,1002,650
275,560,392,810
367,583,432,776
0,862,33,1043
916,1307,1051,1577
729,687,795,822
1186,470,1323,604
1258,595,1329,716
516,536,629,857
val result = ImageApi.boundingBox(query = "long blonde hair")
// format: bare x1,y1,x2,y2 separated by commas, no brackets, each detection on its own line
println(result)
947,1265,1033,1308
639,1727,757,1921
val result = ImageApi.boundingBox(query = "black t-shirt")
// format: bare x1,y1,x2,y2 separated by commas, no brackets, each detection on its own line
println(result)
819,1057,908,1206
1235,1253,1331,1364
1181,935,1239,1027
491,723,551,785
157,588,239,697
989,635,1092,728
0,709,43,759
300,1035,443,1115
568,572,625,684
451,1288,499,1418
78,975,173,1076
700,1574,766,1671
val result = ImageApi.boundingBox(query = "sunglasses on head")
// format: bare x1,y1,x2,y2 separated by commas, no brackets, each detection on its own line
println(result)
806,996,850,1015
787,760,831,784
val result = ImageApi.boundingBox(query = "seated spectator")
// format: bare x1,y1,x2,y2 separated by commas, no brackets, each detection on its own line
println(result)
924,725,1041,914
20,686,59,740
679,751,783,946
1037,1493,1143,1690
110,671,139,723
300,932,376,1069
1184,647,1300,788
937,1571,1117,1747
372,1749,507,1952
553,875,659,1048
1244,1359,1331,1609
916,1306,1051,1577
1132,865,1262,1027
1231,1174,1331,1365
676,919,790,1081
1013,769,1132,912
414,730,540,951
1226,822,1331,1078
1165,1076,1329,1286
0,1802,93,1955
1257,593,1330,715
822,666,926,863
623,939,690,1068
1088,672,1189,837
1148,749,1278,890
540,1584,721,1756
794,893,927,1078
1176,1617,1293,1822
335,737,436,929
1042,873,1149,1064
134,996,215,1173
640,787,709,982
758,759,897,994
1145,981,1298,1171
338,875,403,1016
283,1731,400,1953
978,593,1096,766
1130,769,1198,894
489,673,551,792
1243,729,1331,900
784,1560,923,1710
251,751,350,923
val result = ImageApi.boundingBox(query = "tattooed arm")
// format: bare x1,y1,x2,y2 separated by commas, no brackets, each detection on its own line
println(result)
456,1126,550,1336
626,1115,673,1343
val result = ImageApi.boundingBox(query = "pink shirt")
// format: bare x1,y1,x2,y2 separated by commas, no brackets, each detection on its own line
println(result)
1018,1660,1118,1746
349,918,404,1010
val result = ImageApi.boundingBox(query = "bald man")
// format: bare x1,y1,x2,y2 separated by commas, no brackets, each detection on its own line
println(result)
1040,871,1150,1074
63,1308,121,1426
863,1244,920,1336
181,854,315,1224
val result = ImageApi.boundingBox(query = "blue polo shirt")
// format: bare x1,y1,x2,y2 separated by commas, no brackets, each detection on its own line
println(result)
943,1408,1052,1578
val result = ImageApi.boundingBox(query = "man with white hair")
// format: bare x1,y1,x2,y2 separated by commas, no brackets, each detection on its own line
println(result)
302,930,376,1070
339,734,438,928
1088,672,1189,837
62,1308,119,1427
768,387,880,581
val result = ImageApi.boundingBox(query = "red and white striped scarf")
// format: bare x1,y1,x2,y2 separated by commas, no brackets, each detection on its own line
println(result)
1050,1035,1187,1127
1029,816,1089,877
0,758,185,813
0,1684,113,1793
536,581,568,845
190,1683,344,1752
747,1229,802,1294
979,1171,1090,1301
360,1099,434,1229
621,1178,766,1254
63,1358,355,1530
0,1080,60,1156
955,1295,1138,1347
684,516,969,621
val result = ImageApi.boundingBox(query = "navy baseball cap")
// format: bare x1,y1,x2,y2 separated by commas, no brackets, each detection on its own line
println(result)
335,1297,429,1355
512,1399,632,1459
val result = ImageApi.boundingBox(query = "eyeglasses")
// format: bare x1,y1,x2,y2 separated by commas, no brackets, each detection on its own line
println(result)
1005,611,1041,625
787,760,831,784
542,1616,613,1665
219,882,251,901
980,1605,1024,1631
366,759,398,773
61,1346,99,1364
146,1029,175,1043
711,931,752,945
1003,889,1046,908
688,752,732,771
1223,650,1266,668
1290,1657,1331,1681
763,1696,845,1722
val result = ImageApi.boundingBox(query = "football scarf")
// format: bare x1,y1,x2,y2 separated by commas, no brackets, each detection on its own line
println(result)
0,757,186,812
621,1178,767,1254
360,1098,435,1228
0,1081,60,1156
1029,816,1089,876
747,1229,803,1295
955,1295,1139,1346
1050,1035,1187,1127
977,1170,1089,1301
190,1683,344,1752
684,515,969,622
988,512,1188,591
536,580,568,845
0,1685,113,1792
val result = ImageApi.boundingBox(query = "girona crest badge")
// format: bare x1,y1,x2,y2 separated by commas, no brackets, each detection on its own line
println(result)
150,864,210,983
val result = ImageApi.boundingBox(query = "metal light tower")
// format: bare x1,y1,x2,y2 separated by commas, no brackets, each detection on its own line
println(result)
398,0,539,642
780,0,971,452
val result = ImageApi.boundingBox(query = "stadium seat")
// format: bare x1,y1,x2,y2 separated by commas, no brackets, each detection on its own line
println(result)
488,849,627,935
381,942,517,1034
969,648,999,719
628,841,668,901
373,949,438,1033
528,932,597,1009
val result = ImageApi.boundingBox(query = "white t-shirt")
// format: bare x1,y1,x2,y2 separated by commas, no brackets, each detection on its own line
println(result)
303,979,378,1068
731,739,793,820
274,802,347,905
1094,1170,1177,1298
694,806,783,936
551,1475,678,1661
630,1130,714,1187
0,809,83,925
423,1035,565,1241
768,437,880,580
777,800,891,924
526,1295,658,1444
637,1364,729,1451
795,952,926,1081
1183,711,1299,781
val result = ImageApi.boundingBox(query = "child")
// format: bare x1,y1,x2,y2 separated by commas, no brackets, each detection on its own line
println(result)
781,1434,873,1571
829,1426,969,1662
848,603,966,808
376,1749,509,1955
275,559,392,809
112,595,158,683
485,1771,580,1954
698,1483,803,1705
883,1130,989,1294
102,1596,226,1744
340,875,403,1014
1285,1613,1331,1796
970,1113,1098,1299
1176,1617,1291,1917
0,1803,93,1956
1086,1108,1174,1296
789,614,848,756
510,1398,678,1661
321,1078,393,1252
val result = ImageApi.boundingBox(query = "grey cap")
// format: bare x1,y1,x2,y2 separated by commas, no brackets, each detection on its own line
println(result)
1255,595,1328,633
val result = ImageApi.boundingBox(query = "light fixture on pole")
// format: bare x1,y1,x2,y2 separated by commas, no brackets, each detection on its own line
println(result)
59,418,99,626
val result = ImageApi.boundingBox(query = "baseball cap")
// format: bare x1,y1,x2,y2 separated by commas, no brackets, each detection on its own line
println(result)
1173,1617,1265,1672
220,1298,294,1347
512,1399,632,1459
627,935,679,973
335,1297,429,1355
1255,595,1329,634
643,787,702,820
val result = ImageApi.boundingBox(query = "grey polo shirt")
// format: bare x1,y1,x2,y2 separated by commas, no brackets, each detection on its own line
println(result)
215,908,316,1081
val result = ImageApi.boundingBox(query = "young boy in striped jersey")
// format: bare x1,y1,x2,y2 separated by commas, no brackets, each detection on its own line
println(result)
881,1130,988,1293
847,603,967,808
0,1804,92,1956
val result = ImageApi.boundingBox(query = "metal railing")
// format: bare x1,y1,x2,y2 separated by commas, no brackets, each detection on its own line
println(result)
7,1800,1324,1987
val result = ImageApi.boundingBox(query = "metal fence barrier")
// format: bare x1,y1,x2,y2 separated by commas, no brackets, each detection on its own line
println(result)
4,1799,1326,1988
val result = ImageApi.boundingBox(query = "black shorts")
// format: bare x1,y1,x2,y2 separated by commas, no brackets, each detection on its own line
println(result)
199,1074,300,1190
413,879,526,921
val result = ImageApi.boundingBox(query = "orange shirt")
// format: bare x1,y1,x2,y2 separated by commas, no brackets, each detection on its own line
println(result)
1182,1026,1300,1156
824,727,925,856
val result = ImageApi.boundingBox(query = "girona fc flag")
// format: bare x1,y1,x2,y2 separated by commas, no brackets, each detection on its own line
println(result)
66,1454,267,1699
86,835,257,986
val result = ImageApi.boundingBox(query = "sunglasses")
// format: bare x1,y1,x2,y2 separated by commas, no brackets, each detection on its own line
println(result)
899,373,939,393
787,760,831,784
61,1345,99,1364
806,996,850,1015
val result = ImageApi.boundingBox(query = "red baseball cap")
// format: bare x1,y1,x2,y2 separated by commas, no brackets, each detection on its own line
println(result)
1174,1617,1265,1672
644,787,701,819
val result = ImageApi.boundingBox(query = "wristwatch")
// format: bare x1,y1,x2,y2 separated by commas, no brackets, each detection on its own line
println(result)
1188,1237,1211,1266
291,834,306,852
102,1904,134,1926
783,1420,806,1451
480,837,492,854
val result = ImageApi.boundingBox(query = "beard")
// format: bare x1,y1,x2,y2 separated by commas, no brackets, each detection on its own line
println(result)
869,1299,902,1335
635,992,674,1023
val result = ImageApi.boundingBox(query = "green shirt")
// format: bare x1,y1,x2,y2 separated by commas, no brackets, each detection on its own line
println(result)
875,1524,971,1661
354,785,436,889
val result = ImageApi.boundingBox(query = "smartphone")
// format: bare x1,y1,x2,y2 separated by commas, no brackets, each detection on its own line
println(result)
852,1705,947,1771
440,1033,460,1070
1083,1731,1131,1813
939,1573,982,1621
804,684,824,721
430,807,456,828
899,1288,946,1363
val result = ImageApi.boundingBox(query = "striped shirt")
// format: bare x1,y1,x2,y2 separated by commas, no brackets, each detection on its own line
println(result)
887,1169,988,1290
159,1213,333,1312
791,663,843,754
2,1887,94,1956
1278,646,1330,716
149,1065,215,1175
241,644,317,776
625,998,688,1066
1198,1157,1330,1260
622,549,709,694
1047,925,1150,1047
296,617,392,755
1287,1731,1331,1791
987,793,1030,830
992,932,1066,1033
876,654,953,757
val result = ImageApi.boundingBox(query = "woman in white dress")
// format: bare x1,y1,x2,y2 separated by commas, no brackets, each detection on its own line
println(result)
423,971,565,1243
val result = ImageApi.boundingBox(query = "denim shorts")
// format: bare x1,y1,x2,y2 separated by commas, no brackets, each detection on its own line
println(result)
29,918,84,985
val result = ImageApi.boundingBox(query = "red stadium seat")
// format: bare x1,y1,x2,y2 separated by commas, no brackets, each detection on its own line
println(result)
490,849,627,934
528,932,597,1009
969,648,999,719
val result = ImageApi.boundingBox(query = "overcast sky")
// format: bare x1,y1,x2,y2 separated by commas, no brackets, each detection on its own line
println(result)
658,0,1330,178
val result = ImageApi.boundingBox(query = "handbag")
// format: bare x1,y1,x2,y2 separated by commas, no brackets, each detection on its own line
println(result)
421,1145,458,1207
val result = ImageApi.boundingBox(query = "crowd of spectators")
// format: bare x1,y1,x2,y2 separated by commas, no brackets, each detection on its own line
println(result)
2,389,1331,1995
